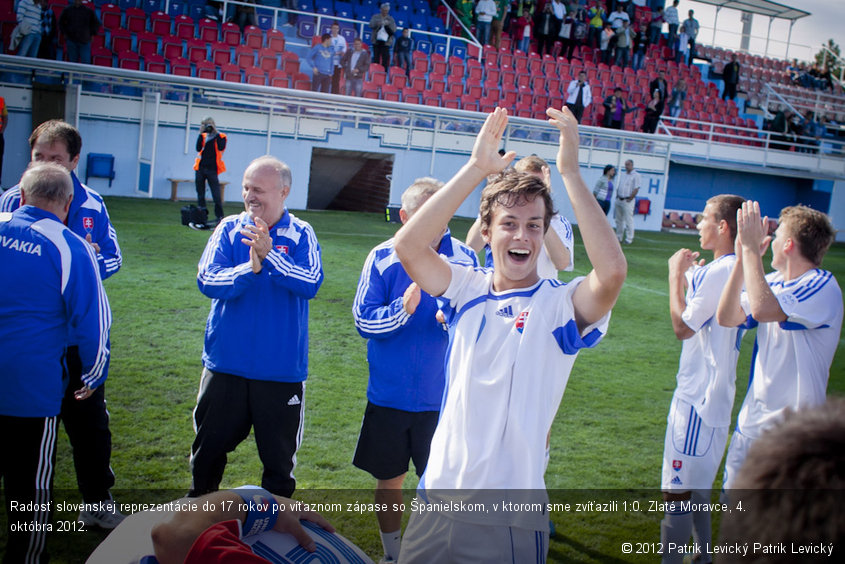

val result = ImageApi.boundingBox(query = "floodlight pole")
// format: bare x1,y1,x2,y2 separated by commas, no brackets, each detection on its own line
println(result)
785,20,794,60
712,6,721,47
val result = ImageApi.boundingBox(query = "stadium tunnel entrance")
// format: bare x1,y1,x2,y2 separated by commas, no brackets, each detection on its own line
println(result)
307,148,394,213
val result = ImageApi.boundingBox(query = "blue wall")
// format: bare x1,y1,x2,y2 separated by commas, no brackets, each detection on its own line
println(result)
665,163,832,217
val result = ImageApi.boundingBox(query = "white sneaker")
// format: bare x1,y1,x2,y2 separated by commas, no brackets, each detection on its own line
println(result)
79,507,126,529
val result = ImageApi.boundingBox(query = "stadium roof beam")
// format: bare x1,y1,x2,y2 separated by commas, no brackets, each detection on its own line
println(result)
692,0,810,59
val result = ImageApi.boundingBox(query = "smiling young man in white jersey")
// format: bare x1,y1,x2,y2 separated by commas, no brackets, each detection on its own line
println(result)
660,195,745,564
717,202,842,490
394,107,627,562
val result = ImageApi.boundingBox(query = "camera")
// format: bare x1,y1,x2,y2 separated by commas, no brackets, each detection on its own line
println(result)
203,124,215,134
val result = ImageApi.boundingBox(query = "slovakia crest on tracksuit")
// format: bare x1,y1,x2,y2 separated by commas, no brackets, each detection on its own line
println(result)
673,460,682,471
275,245,289,254
515,310,529,333
83,217,94,232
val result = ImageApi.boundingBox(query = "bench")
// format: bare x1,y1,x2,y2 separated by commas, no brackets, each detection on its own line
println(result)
168,178,230,202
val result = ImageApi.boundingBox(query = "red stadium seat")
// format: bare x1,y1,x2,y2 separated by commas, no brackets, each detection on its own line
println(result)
222,22,241,46
168,56,191,76
150,11,171,36
244,25,263,49
198,18,218,42
235,45,256,69
195,60,217,79
126,8,147,34
144,53,167,73
244,67,266,85
100,4,122,31
268,69,289,87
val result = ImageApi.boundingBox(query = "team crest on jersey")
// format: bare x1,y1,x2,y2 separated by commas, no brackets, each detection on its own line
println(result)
275,245,289,254
83,217,94,232
780,292,797,308
515,310,529,333
673,460,682,471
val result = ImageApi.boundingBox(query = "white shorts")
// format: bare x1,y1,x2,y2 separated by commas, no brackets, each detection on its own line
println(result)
661,396,729,491
399,507,548,564
720,428,754,490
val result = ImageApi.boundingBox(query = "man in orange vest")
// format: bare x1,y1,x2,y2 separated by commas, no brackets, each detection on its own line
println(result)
0,95,7,187
194,116,227,228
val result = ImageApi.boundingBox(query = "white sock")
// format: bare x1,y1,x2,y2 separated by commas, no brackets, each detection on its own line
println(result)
380,529,401,561
661,508,693,564
690,491,713,563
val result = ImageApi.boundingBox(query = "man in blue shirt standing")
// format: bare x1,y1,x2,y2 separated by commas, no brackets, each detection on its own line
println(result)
352,177,477,563
189,156,323,499
0,119,124,530
309,33,335,94
1,162,111,563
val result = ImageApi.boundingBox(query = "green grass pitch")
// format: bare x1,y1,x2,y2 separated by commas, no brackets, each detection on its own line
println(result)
12,197,845,563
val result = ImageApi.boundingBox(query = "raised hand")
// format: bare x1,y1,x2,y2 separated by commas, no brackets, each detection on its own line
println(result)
546,106,581,176
469,108,516,176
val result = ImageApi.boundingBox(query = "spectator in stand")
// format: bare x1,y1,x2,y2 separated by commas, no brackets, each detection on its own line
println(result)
535,3,558,57
603,87,634,129
558,8,577,60
600,22,615,65
650,70,669,102
59,0,100,65
592,164,616,215
668,78,686,118
491,0,511,49
608,4,629,31
768,105,790,151
722,53,740,100
631,25,647,71
641,89,663,133
565,71,592,123
341,37,371,97
514,8,534,53
681,9,699,64
475,0,497,46
551,0,566,31
614,19,633,68
329,22,347,95
802,111,824,154
664,0,680,54
393,27,412,73
370,3,396,69
648,5,664,46
587,1,606,49
308,33,334,93
230,0,256,32
38,0,57,60
15,0,42,58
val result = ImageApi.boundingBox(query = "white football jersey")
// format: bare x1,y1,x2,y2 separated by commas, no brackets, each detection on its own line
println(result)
419,262,610,530
736,268,843,438
675,254,741,427
536,213,575,279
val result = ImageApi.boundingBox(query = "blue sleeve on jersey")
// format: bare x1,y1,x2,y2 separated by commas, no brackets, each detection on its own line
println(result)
264,224,323,299
197,222,259,299
739,314,758,330
65,232,112,389
92,202,122,280
552,319,604,355
353,249,412,339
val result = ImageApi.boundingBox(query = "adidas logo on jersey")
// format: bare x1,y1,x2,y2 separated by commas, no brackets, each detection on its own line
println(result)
496,305,515,318
671,476,683,486
287,395,301,406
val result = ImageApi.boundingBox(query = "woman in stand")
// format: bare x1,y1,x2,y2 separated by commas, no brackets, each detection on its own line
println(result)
642,89,663,133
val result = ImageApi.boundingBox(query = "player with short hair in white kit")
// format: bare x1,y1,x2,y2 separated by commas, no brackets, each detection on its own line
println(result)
660,195,745,564
393,107,627,563
717,202,842,490
466,154,575,279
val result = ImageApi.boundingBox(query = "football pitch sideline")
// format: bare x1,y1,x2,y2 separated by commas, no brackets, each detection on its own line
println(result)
6,197,843,563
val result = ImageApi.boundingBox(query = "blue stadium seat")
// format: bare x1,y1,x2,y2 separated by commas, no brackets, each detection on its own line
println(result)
167,1,186,17
409,14,426,31
296,0,314,12
339,25,356,43
394,16,407,29
427,16,444,33
415,38,431,54
188,2,205,22
450,43,466,59
314,0,333,16
141,0,163,13
334,2,353,19
413,0,429,16
362,29,372,44
297,17,316,40
256,9,274,31
117,0,136,10
433,41,447,57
